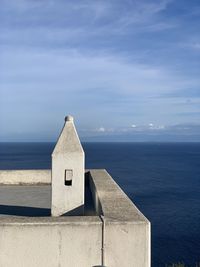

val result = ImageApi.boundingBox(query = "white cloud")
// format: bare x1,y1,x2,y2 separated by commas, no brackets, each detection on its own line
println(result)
157,125,165,129
148,123,166,130
97,127,106,132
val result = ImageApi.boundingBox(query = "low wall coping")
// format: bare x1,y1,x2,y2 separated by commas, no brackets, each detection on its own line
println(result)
89,169,149,224
0,169,51,185
0,169,149,225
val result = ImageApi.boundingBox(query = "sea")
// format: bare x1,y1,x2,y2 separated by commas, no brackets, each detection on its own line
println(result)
0,142,200,267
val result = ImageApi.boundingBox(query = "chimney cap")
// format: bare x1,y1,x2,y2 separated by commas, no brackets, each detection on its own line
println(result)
65,115,74,122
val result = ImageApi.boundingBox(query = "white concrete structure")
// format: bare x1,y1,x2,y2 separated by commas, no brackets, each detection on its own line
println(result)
89,169,151,267
0,115,151,266
51,115,85,216
0,170,151,267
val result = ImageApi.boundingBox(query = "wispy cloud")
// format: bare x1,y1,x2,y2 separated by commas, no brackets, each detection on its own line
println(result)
0,0,176,50
1,0,200,141
79,122,200,142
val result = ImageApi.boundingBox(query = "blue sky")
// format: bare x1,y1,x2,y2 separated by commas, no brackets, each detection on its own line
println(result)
0,0,200,141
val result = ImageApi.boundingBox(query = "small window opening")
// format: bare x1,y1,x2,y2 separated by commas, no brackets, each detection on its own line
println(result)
65,169,73,186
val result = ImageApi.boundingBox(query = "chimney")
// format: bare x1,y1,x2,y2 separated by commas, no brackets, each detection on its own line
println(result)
51,115,85,216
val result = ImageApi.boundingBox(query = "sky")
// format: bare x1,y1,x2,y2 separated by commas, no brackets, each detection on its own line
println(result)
0,0,200,142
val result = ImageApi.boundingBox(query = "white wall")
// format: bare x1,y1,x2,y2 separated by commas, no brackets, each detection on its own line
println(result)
0,170,51,185
89,169,151,267
0,217,102,267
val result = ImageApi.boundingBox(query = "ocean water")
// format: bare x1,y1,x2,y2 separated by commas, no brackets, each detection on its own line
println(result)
0,142,200,267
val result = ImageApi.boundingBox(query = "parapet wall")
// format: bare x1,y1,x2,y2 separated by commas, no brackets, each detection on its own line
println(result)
0,170,51,185
89,169,151,267
0,217,102,267
0,169,151,267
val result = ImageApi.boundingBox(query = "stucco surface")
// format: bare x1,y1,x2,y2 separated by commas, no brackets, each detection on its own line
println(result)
89,169,151,267
51,117,85,216
0,170,51,185
0,217,102,267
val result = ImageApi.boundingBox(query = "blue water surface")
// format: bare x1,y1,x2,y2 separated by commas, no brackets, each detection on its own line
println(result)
0,142,200,267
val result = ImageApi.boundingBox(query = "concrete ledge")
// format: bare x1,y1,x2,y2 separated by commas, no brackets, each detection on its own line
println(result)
89,169,151,267
89,169,149,222
0,170,51,185
0,215,101,225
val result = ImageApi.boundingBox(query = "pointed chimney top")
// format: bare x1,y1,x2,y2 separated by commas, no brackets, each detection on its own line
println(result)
65,115,74,122
52,115,83,155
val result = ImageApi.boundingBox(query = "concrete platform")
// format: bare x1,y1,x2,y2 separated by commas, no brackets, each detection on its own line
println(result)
0,184,95,217
0,185,51,217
